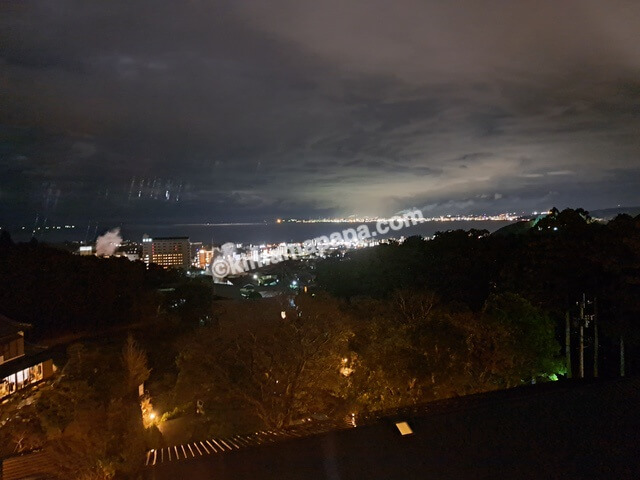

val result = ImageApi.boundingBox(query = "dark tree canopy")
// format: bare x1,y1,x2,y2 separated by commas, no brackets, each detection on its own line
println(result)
317,209,640,377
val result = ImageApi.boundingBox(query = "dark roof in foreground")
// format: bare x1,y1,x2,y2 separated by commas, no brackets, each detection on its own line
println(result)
1,449,56,480
145,377,640,480
0,313,30,340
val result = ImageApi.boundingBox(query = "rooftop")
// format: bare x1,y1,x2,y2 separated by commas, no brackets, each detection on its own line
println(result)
144,377,640,480
0,313,30,341
148,237,190,241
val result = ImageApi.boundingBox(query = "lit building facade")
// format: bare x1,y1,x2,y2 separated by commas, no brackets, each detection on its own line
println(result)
197,249,214,269
0,314,55,400
142,236,191,269
190,242,203,268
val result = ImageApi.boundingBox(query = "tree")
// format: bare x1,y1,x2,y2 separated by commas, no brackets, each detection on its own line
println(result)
0,402,46,457
0,239,172,339
316,229,509,309
25,341,149,479
122,334,151,394
174,295,352,432
164,278,214,326
345,291,564,414
481,293,564,383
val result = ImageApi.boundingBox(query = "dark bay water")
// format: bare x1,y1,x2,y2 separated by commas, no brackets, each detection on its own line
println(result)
16,220,516,245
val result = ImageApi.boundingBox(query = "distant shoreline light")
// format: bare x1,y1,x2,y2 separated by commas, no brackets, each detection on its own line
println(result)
159,216,527,228
279,213,534,224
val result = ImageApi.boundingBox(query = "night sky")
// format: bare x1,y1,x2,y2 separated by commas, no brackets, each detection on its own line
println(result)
1,0,640,227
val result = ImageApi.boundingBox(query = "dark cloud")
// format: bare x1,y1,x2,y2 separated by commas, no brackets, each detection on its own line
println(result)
1,0,640,228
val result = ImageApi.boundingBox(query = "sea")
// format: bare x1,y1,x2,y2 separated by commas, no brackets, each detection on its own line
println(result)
12,220,517,246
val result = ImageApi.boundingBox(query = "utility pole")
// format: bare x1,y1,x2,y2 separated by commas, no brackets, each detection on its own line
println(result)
593,297,598,378
579,294,585,379
565,310,572,378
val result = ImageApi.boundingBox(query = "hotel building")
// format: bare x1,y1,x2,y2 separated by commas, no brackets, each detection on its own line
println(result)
142,235,191,269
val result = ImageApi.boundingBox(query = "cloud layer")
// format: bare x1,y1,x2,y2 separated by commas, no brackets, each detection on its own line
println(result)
1,0,640,226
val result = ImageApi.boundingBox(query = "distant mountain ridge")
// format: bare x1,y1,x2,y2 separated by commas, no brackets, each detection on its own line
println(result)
491,220,537,236
589,206,640,219
492,206,640,236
